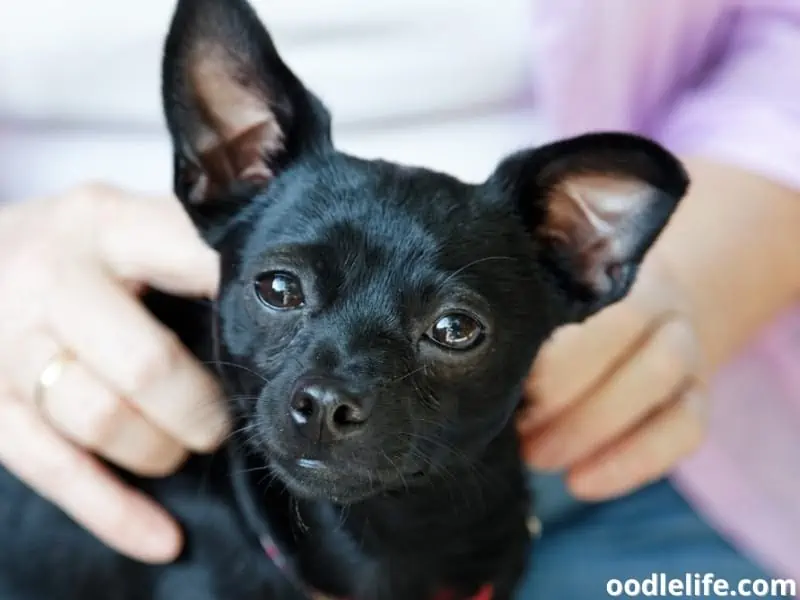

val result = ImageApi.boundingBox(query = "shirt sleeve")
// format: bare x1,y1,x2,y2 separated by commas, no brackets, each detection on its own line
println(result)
656,5,800,193
529,1,800,192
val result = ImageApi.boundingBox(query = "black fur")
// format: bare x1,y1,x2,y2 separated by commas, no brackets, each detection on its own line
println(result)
0,1,689,598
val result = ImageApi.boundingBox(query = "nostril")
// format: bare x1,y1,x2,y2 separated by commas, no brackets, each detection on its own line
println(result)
290,378,372,440
332,402,366,426
290,391,316,426
294,394,314,418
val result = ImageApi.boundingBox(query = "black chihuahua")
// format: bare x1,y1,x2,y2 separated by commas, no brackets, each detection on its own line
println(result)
0,0,689,598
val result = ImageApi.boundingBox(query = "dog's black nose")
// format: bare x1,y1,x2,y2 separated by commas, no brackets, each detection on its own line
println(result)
289,379,371,442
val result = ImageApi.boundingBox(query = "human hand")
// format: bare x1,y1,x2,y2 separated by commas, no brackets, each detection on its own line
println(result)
518,253,709,500
0,184,228,563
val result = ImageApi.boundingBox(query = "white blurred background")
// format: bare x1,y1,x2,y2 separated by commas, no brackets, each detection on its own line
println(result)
0,0,547,201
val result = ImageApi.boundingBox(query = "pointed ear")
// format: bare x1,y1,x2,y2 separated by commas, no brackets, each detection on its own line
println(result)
487,132,689,319
161,0,331,214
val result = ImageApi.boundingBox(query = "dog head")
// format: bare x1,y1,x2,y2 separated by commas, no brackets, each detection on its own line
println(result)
162,0,688,504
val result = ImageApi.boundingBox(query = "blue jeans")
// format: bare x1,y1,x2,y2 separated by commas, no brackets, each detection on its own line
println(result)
514,474,790,599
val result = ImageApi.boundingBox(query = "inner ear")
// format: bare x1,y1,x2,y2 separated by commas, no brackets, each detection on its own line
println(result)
182,45,287,204
488,132,689,318
541,171,664,298
162,0,330,210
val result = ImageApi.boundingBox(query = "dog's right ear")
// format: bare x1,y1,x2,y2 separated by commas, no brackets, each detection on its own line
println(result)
162,0,331,219
486,132,689,321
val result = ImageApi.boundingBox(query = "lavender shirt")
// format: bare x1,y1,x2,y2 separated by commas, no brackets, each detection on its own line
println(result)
530,0,800,584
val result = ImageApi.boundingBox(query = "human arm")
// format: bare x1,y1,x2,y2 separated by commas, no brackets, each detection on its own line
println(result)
519,0,800,499
655,157,800,375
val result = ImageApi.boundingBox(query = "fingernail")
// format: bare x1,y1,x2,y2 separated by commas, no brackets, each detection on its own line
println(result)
525,435,564,470
131,502,183,563
199,397,232,453
518,410,546,432
210,412,232,448
196,417,230,454
569,471,603,499
568,464,623,501
515,405,535,431
201,248,221,298
145,519,183,562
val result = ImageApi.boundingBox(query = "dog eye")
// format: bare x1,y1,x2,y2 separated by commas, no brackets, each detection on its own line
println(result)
254,271,305,310
426,313,484,350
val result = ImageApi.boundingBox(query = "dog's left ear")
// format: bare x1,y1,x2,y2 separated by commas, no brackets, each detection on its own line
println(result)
161,0,331,220
486,132,689,319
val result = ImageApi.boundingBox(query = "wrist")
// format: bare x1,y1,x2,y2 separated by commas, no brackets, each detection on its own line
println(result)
645,156,800,374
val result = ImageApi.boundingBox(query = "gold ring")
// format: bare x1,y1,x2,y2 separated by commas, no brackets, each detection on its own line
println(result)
33,350,74,413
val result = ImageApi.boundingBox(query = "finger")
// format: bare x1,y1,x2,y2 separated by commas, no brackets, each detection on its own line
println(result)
0,390,183,563
7,332,189,477
520,259,683,432
524,317,699,470
45,364,190,477
47,269,229,453
67,184,219,297
565,386,709,501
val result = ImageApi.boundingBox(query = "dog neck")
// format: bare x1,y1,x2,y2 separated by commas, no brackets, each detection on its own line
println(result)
229,425,531,600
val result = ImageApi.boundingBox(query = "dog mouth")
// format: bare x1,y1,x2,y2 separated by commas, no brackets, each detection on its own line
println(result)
268,452,428,504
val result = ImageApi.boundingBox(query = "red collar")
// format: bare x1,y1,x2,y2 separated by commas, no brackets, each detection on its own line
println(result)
261,535,494,600
432,585,495,600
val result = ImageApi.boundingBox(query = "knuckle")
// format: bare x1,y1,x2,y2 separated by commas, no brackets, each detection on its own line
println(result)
648,345,684,385
665,318,698,354
0,243,52,293
61,182,124,223
190,426,225,455
69,182,119,205
125,333,184,396
675,394,708,451
0,258,56,335
136,446,188,478
679,419,705,456
611,293,652,334
650,321,696,382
